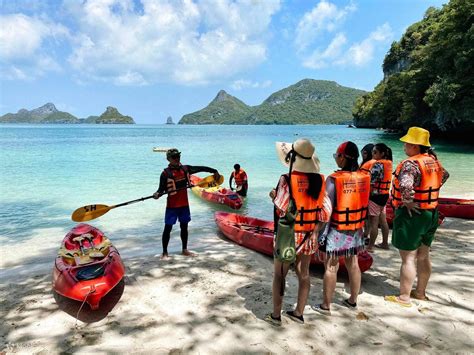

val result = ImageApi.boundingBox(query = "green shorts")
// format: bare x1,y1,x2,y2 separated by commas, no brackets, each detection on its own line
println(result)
391,207,439,251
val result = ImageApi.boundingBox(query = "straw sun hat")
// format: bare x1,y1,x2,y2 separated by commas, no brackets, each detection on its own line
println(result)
275,139,320,173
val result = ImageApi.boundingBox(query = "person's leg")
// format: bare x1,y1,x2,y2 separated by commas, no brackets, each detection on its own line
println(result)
272,260,291,318
415,244,431,298
378,212,390,247
179,222,193,255
344,255,361,304
399,249,417,302
367,215,379,251
161,224,173,259
294,254,312,316
322,256,339,309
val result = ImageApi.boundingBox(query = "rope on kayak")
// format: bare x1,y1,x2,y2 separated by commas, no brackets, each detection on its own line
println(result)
74,288,95,328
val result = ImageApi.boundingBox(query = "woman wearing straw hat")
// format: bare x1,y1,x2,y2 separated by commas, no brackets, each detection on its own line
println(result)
313,141,370,315
266,138,329,325
385,127,449,307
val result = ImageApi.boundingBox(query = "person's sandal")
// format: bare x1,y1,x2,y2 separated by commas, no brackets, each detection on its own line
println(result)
410,290,430,301
285,310,304,324
342,298,358,310
384,295,412,307
311,304,331,316
264,313,282,326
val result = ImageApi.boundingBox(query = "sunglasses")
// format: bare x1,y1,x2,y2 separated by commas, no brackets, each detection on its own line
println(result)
333,153,343,159
170,154,181,159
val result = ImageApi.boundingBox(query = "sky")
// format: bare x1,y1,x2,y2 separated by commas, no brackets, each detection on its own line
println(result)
0,0,447,124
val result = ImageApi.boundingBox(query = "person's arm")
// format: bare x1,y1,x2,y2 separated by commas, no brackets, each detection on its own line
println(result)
398,160,421,215
441,167,449,185
229,172,234,190
272,175,289,218
187,165,218,175
318,178,335,239
153,172,168,199
370,162,383,185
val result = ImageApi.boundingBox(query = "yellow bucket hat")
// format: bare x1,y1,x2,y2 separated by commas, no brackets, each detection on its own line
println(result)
399,126,431,147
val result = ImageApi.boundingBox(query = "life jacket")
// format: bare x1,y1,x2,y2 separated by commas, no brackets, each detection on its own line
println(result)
290,172,326,233
391,154,443,209
164,164,191,208
372,159,393,195
330,171,370,231
232,169,247,186
360,159,376,173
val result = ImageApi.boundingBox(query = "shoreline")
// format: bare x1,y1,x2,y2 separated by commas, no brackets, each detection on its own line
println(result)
1,217,473,353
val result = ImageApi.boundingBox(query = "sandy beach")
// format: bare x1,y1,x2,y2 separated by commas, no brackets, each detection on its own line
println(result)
1,217,473,354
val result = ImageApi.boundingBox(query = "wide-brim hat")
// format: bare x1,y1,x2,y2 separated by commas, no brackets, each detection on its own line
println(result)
276,139,320,173
400,126,431,147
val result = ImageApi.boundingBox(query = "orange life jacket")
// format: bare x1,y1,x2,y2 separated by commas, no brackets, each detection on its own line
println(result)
391,154,443,209
360,159,376,173
330,171,370,231
290,172,326,233
232,169,247,186
164,165,191,208
372,159,393,195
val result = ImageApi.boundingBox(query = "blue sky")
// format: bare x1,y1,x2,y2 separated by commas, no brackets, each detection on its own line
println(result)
0,0,447,123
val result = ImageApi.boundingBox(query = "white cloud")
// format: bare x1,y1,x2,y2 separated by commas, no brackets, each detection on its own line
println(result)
336,23,393,66
0,13,69,80
65,0,281,86
295,0,355,52
230,79,272,90
303,32,346,69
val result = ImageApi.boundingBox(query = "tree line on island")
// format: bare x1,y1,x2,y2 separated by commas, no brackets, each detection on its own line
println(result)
353,0,473,138
0,103,135,124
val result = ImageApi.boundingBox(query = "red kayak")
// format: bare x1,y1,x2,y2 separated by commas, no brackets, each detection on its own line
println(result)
53,224,125,310
190,175,243,210
214,212,373,273
437,197,473,219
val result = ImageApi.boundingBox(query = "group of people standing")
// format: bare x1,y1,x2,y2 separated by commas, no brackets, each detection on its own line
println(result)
151,126,448,326
266,126,449,325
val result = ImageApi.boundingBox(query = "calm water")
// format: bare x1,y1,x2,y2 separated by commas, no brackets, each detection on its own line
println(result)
0,124,472,273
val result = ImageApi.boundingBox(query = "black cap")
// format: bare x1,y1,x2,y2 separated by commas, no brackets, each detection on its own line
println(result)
166,148,181,159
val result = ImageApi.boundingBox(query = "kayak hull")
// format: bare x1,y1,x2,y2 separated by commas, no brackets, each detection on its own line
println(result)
190,175,243,210
214,212,373,273
52,223,125,310
438,197,474,220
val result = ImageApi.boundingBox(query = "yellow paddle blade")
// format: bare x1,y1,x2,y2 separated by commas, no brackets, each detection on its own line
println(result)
71,204,111,222
196,174,224,188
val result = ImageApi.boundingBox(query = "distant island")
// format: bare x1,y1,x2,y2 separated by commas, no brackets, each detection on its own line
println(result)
179,79,366,125
0,103,135,124
166,116,175,124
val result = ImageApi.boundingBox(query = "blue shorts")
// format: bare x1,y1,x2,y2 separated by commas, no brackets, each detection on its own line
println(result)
165,206,191,225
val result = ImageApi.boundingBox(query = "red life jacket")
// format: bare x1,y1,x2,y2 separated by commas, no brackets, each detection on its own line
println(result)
360,159,376,173
290,172,326,233
164,164,191,208
391,154,443,209
232,169,247,186
372,159,393,195
330,171,370,231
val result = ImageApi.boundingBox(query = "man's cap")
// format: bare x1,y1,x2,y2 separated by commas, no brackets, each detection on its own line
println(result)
166,148,181,159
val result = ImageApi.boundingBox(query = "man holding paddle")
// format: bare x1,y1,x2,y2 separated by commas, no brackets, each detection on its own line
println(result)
153,148,220,260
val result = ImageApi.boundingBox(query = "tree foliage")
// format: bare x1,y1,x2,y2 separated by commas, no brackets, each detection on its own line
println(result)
354,0,474,137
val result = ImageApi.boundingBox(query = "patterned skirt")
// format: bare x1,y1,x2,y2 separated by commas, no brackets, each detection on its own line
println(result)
319,227,365,257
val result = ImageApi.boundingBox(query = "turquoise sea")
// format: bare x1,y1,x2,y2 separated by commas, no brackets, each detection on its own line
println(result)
1,124,473,275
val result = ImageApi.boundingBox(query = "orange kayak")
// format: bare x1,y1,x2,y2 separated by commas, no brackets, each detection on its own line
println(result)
52,224,125,310
214,212,373,273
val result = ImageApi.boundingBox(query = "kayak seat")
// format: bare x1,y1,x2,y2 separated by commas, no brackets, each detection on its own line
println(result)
76,264,106,281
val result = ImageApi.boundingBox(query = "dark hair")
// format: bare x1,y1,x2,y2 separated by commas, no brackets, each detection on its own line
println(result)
361,144,374,163
234,164,240,170
374,143,393,161
420,145,438,160
341,141,360,172
306,173,323,200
